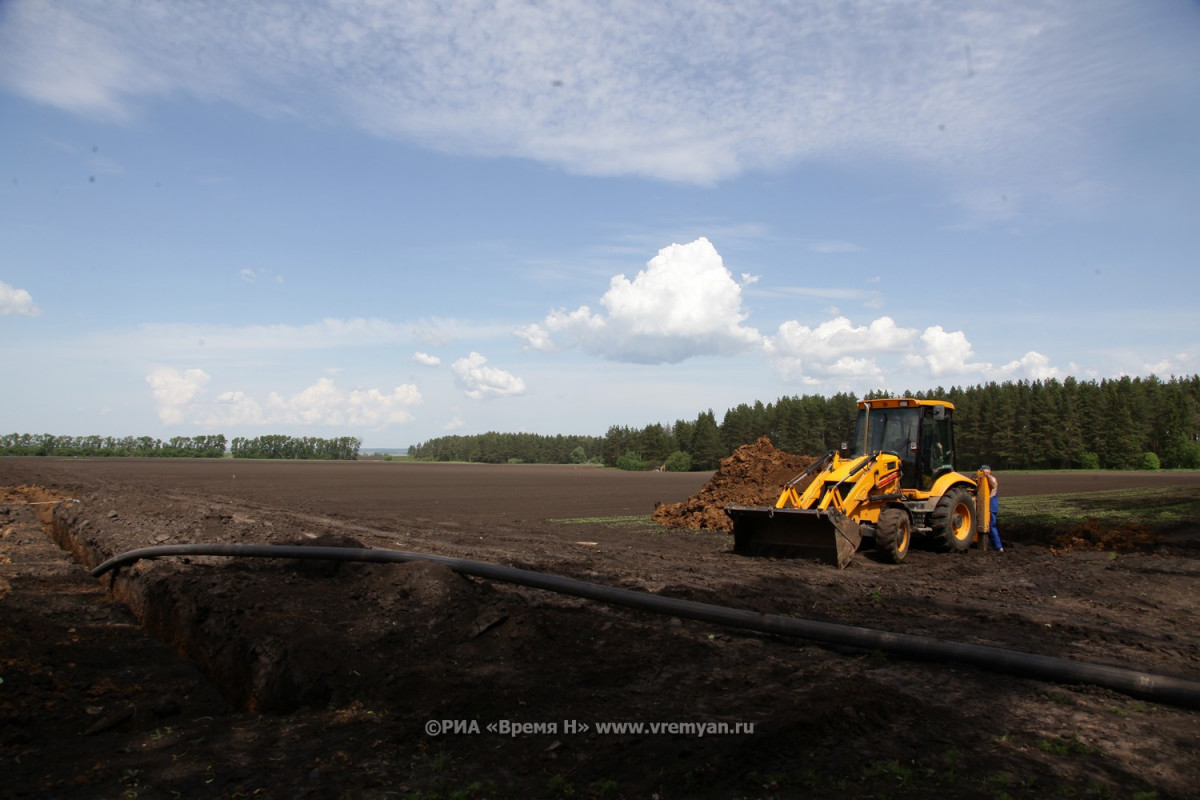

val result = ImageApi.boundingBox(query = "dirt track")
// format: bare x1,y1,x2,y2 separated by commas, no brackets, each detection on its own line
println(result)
3,457,1199,799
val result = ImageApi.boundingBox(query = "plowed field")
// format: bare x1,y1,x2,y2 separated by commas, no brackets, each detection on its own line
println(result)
2,457,1199,799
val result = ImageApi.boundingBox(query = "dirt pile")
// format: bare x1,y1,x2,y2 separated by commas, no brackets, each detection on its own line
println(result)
652,436,815,531
1051,519,1162,553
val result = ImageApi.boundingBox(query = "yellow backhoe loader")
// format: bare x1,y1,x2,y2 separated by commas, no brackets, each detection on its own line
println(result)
725,398,991,568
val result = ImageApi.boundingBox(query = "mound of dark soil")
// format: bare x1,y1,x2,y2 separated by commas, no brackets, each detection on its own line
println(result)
652,437,815,530
1051,518,1162,553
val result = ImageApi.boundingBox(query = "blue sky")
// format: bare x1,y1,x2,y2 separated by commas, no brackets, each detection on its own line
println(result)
2,1,1198,448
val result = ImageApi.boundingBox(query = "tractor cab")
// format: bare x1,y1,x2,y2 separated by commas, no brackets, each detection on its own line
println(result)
845,400,956,492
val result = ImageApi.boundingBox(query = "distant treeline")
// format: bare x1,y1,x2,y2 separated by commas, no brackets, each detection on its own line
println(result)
0,434,228,458
409,375,1200,471
229,435,361,460
1,433,361,461
407,433,603,465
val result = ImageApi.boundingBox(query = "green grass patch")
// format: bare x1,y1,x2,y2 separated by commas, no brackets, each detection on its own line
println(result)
1035,735,1099,757
1002,486,1200,531
549,514,661,531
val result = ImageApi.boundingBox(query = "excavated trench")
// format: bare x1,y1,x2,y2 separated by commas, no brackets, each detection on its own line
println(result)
45,495,282,712
41,493,531,715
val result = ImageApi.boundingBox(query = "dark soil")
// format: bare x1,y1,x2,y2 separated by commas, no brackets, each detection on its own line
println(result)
2,456,1199,799
652,437,815,530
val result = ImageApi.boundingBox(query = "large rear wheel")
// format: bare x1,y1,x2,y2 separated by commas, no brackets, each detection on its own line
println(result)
930,487,975,553
874,508,911,563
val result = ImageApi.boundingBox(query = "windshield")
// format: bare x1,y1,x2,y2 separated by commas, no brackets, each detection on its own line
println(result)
851,407,921,458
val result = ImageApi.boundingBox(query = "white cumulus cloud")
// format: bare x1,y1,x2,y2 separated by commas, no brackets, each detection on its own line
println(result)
146,367,211,424
996,351,1063,381
769,316,916,360
514,322,557,353
761,315,1070,388
901,326,1063,383
0,281,41,316
911,326,984,377
413,351,441,367
766,316,917,381
451,352,527,400
209,390,264,425
518,238,761,364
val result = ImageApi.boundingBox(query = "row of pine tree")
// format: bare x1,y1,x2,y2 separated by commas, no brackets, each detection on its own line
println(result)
410,375,1200,471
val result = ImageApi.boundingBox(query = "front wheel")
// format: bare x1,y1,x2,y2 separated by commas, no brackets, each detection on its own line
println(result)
874,508,911,563
930,487,976,553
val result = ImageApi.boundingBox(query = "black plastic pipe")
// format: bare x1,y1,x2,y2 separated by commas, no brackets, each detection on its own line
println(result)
92,543,1200,710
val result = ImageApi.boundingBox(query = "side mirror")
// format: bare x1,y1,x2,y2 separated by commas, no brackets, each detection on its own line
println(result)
933,405,946,421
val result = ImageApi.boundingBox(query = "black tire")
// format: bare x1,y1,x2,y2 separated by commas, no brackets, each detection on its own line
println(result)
874,508,911,564
930,487,976,553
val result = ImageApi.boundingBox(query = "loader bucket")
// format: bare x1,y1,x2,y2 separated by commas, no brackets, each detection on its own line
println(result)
725,505,863,568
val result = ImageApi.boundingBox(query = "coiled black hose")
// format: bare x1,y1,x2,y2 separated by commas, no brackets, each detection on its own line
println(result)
92,543,1200,709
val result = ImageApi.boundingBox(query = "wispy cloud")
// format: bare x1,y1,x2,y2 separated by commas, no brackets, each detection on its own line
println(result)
769,286,881,303
239,268,284,285
146,368,422,428
3,1,1190,215
93,318,408,360
808,241,864,254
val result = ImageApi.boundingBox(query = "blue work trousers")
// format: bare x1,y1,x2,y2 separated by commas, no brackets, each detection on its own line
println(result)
988,495,1002,550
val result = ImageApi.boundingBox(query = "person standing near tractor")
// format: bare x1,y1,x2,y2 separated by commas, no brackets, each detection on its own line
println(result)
981,465,1003,552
